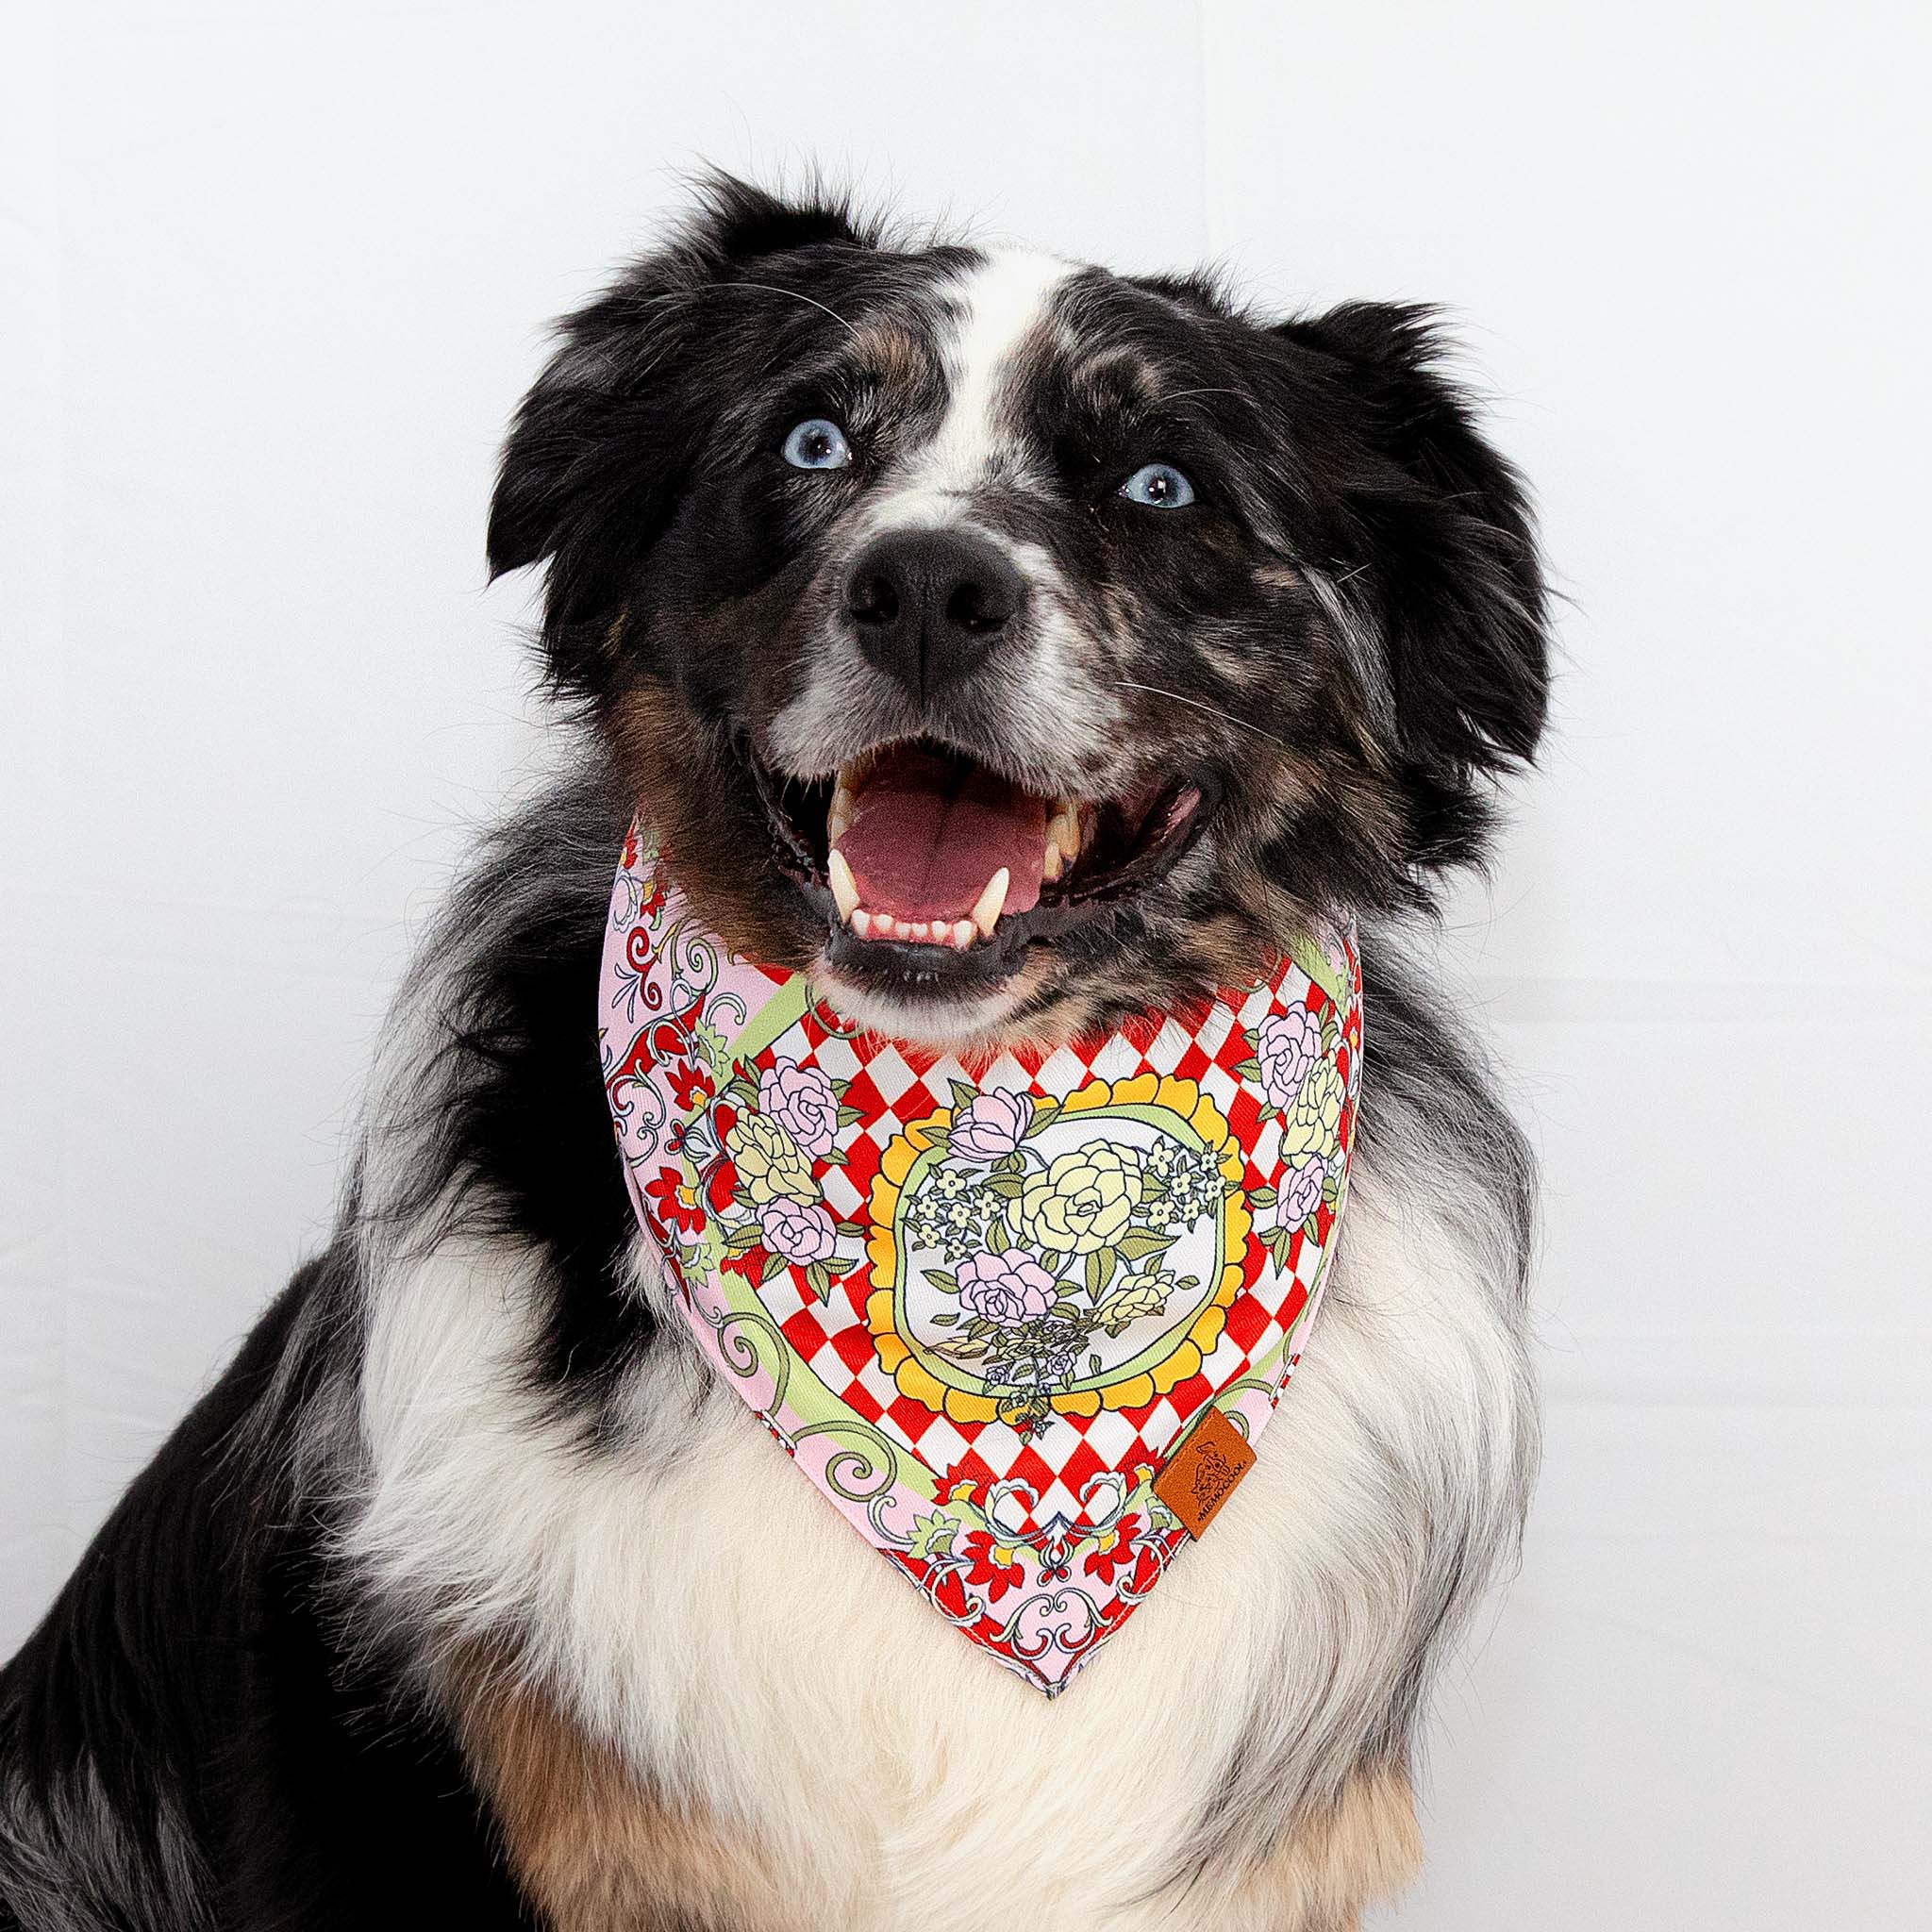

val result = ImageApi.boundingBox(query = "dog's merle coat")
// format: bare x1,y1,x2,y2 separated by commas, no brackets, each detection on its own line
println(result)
0,178,1547,1930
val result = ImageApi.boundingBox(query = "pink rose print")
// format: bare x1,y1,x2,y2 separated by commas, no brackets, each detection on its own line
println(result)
1277,1155,1325,1226
949,1090,1034,1161
757,1058,839,1158
757,1197,837,1267
1322,930,1353,994
1257,1008,1322,1113
956,1249,1057,1327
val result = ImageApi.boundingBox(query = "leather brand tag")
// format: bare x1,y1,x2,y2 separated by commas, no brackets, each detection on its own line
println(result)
1153,1405,1256,1540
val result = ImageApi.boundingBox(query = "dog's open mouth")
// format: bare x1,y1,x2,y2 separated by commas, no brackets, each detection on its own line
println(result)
748,739,1212,992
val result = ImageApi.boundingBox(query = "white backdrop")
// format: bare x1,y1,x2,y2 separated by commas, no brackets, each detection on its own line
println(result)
5,2,1928,1923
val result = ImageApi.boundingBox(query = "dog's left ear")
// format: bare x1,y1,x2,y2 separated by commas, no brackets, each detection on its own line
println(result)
487,175,874,693
1276,302,1550,869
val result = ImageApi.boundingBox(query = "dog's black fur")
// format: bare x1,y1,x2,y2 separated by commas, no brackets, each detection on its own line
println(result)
488,176,1543,1037
0,177,1547,1929
0,1252,525,1927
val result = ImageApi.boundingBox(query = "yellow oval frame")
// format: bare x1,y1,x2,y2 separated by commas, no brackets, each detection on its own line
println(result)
864,1074,1252,1424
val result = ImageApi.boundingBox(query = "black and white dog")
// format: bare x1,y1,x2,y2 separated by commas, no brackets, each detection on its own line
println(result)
0,177,1546,1931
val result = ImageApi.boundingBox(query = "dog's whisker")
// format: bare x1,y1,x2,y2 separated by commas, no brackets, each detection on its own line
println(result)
1111,679,1294,754
715,278,860,339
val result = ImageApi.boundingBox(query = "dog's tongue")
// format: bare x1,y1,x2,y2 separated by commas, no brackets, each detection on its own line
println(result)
839,746,1048,923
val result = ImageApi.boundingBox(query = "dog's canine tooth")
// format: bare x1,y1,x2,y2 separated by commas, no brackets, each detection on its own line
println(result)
1043,824,1069,881
971,867,1010,941
827,784,856,843
827,848,860,922
1043,802,1081,882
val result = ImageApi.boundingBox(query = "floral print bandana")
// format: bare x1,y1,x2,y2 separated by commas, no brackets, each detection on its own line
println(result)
600,824,1362,1695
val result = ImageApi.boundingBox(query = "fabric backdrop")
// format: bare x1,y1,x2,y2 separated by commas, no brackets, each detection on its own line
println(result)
4,3,1926,1923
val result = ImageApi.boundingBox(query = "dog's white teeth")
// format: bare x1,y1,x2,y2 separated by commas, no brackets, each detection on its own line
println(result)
837,900,982,950
970,867,1010,941
827,782,857,843
832,841,1001,948
827,847,860,922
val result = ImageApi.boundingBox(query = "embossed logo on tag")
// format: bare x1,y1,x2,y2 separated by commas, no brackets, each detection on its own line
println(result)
1154,1405,1256,1539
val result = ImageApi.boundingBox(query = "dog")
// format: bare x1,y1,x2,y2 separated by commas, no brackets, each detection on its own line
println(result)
0,175,1546,1931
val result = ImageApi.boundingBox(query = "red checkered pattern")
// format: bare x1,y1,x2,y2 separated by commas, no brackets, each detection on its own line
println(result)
734,954,1358,1541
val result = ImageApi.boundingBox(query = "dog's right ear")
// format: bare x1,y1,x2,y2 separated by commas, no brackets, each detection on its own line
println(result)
487,175,873,691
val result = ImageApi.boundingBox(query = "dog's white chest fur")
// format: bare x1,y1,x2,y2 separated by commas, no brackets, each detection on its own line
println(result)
352,1142,1529,1930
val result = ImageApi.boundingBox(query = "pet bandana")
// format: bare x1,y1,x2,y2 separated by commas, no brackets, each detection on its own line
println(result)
599,823,1362,1695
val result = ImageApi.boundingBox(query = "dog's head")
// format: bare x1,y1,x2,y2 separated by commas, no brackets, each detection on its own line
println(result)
491,177,1547,1049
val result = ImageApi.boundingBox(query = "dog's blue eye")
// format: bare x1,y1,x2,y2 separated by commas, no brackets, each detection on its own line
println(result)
1120,462,1195,508
781,418,852,471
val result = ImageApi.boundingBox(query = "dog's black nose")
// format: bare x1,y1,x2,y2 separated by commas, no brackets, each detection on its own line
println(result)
843,528,1027,702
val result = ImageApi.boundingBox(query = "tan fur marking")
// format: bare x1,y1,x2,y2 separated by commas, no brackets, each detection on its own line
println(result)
847,313,931,390
607,676,819,974
450,1652,811,1932
1237,1766,1424,1930
454,1643,1418,1932
449,1638,1416,1932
